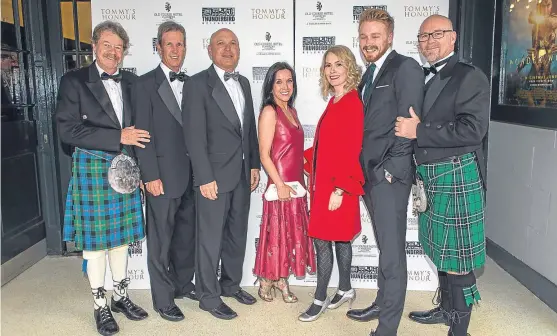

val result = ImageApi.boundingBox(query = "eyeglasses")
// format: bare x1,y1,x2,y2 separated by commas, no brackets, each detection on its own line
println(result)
417,30,453,42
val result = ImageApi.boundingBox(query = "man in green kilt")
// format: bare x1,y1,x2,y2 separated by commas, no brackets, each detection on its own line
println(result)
394,15,490,336
56,21,151,335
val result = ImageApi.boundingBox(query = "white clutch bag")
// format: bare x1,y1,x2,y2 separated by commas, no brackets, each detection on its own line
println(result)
264,181,307,201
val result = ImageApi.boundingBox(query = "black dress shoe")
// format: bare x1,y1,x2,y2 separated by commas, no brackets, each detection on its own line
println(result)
409,306,450,326
224,289,257,305
111,297,149,321
346,303,381,322
208,303,238,320
94,305,119,336
176,289,198,301
157,304,185,322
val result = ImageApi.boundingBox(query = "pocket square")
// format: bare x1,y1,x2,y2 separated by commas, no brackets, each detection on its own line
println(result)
376,85,389,88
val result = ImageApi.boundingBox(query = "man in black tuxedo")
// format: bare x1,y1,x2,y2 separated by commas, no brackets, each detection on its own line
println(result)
396,15,490,336
56,21,149,336
134,21,196,322
346,8,425,336
183,28,260,320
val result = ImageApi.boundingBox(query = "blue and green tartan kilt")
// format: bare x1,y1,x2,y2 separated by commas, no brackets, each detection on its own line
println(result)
416,153,486,274
63,148,145,251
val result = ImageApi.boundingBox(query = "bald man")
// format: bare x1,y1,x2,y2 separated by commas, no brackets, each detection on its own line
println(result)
395,15,489,336
182,28,260,320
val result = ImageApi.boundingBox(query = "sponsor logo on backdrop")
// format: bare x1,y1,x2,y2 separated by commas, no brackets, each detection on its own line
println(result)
255,238,259,250
301,67,320,79
302,36,335,53
253,32,283,56
351,265,379,281
405,40,420,56
406,241,425,257
127,241,142,257
404,5,440,17
304,1,334,26
352,234,378,258
360,208,371,224
352,5,387,23
120,67,137,75
407,217,418,230
217,265,221,278
152,38,158,54
128,269,145,280
408,270,433,282
154,2,183,20
252,67,270,83
203,38,211,49
253,180,266,194
302,125,316,139
202,7,236,24
251,8,287,20
100,8,136,21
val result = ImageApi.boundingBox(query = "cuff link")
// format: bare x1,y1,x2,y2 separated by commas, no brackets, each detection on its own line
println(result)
82,114,88,120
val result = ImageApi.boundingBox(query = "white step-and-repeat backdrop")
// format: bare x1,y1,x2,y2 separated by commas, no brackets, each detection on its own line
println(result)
93,0,448,291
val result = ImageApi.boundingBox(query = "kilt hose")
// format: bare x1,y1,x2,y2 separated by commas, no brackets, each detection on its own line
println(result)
416,152,485,306
63,148,145,254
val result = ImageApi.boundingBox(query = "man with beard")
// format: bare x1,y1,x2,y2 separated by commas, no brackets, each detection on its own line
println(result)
134,20,197,322
395,15,489,336
346,8,425,336
56,21,149,335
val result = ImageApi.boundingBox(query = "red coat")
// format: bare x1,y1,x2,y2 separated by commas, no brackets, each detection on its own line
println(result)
304,90,365,242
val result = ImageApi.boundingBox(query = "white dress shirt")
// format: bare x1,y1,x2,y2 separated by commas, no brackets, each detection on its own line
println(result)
96,62,123,127
160,62,183,107
425,51,454,83
213,64,245,129
362,48,393,98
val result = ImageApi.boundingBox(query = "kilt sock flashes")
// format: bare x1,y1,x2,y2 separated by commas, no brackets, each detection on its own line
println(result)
84,249,108,309
447,272,479,336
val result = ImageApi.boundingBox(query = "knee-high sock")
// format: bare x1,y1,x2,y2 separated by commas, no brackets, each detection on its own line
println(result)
334,241,353,292
447,272,477,336
83,250,107,309
438,271,450,311
108,244,129,301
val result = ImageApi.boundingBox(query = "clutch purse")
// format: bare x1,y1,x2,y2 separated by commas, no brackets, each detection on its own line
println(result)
77,148,141,194
411,176,427,216
264,181,307,201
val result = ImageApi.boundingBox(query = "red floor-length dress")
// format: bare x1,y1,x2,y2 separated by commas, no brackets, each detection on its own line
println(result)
253,106,317,279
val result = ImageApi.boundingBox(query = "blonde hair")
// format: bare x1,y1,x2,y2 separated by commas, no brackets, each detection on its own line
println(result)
319,45,362,100
358,8,394,34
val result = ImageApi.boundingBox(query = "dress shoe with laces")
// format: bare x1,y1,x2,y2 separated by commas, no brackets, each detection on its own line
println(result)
409,306,450,325
346,303,381,322
94,305,119,336
176,289,198,301
157,304,185,322
207,303,238,320
111,297,148,321
224,289,257,305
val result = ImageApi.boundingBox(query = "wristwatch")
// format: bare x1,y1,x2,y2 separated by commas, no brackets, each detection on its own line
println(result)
334,188,344,196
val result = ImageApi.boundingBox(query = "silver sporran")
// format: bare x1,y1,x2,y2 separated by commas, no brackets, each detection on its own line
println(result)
108,154,141,194
411,177,427,216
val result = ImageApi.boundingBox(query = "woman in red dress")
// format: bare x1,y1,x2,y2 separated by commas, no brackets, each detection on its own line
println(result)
298,45,365,322
253,62,316,303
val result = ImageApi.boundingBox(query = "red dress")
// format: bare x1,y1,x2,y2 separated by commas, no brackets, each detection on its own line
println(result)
305,90,365,242
253,107,317,280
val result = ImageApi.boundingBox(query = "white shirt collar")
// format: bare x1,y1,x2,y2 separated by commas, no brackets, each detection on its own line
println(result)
159,62,179,84
213,64,236,83
425,51,455,69
95,61,119,77
372,47,393,70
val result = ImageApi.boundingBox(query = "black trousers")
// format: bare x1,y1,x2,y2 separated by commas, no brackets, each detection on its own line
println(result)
146,180,196,310
362,178,411,336
194,170,250,310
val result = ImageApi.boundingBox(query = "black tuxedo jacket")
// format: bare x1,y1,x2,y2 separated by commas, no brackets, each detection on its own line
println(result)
55,62,137,155
183,65,260,193
133,65,191,199
414,54,490,184
358,50,425,185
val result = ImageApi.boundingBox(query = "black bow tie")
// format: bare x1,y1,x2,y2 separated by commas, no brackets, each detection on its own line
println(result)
423,58,450,76
224,71,239,81
101,72,122,83
169,71,186,82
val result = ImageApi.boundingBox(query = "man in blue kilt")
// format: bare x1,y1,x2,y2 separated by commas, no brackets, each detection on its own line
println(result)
395,15,489,336
56,21,151,335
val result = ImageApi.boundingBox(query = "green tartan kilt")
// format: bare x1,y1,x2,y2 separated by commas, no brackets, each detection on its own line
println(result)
63,148,145,251
416,153,486,273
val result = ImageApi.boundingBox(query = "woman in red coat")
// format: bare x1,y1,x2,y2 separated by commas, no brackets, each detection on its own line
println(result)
298,45,365,322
